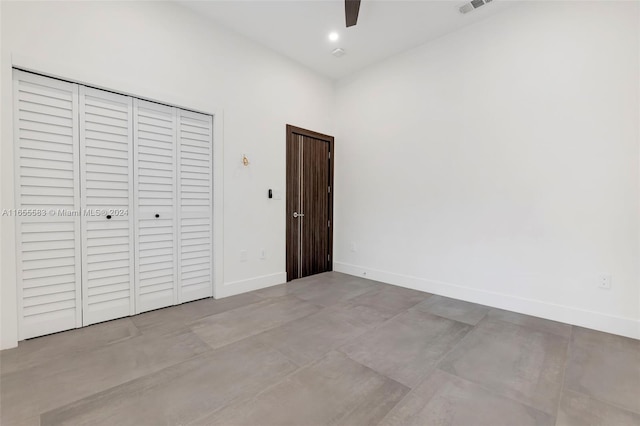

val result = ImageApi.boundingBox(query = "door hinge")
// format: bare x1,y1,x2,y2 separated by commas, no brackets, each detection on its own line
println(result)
328,220,331,228
328,254,331,261
328,186,331,193
329,152,331,159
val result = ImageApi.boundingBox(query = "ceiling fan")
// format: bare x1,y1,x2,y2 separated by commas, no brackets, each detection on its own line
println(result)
345,0,361,27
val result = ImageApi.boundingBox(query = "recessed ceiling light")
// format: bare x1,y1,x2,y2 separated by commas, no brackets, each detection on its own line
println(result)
328,32,339,42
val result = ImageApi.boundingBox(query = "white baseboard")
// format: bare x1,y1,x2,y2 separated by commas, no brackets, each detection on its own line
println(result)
334,262,640,340
216,272,286,298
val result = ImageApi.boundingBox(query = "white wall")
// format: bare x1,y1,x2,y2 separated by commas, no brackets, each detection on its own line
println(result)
0,1,334,349
334,1,640,338
1,1,638,349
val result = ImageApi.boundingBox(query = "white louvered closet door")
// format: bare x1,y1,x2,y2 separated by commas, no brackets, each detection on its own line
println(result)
177,110,214,303
13,70,82,339
80,87,135,325
134,99,178,313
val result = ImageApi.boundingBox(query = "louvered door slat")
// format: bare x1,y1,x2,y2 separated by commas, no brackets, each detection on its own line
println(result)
134,99,178,313
13,70,82,339
80,86,135,325
177,109,213,303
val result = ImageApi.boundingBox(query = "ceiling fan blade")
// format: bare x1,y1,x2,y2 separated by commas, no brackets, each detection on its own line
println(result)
345,0,361,27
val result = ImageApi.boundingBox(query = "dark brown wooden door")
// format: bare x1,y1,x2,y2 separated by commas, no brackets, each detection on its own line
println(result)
286,125,334,281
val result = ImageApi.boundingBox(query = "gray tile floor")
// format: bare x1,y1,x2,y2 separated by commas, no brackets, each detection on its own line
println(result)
1,272,638,426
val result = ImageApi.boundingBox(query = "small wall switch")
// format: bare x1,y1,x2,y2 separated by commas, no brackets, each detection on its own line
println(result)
598,274,612,289
240,250,248,262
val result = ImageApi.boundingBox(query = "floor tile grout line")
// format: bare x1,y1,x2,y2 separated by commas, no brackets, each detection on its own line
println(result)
6,295,266,370
187,344,403,426
413,312,485,389
560,388,640,417
420,364,562,421
406,303,488,328
431,315,566,418
439,367,559,416
186,279,401,360
1,318,142,374
554,325,574,424
37,347,219,422
187,376,300,424
188,296,325,353
40,332,316,426
173,297,271,330
486,311,572,339
186,350,333,425
336,298,476,392
363,277,574,340
229,286,430,368
4,327,213,386
373,343,562,426
335,373,411,426
189,294,315,326
432,316,481,368
11,317,237,423
556,327,640,417
414,303,573,340
341,290,435,337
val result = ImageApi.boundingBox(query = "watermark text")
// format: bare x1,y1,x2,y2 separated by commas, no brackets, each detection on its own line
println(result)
1,209,129,217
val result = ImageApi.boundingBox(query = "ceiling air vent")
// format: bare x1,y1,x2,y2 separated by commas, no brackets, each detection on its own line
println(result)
459,0,492,14
332,48,346,58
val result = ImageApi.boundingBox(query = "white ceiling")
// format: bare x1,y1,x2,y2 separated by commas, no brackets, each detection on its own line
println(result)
181,0,515,80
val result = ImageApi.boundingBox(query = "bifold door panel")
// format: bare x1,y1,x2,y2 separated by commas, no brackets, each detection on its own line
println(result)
177,110,214,303
80,87,135,325
134,100,178,313
14,71,83,339
13,70,214,339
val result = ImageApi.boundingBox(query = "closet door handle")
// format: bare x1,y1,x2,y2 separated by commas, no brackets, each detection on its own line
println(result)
155,214,160,218
293,212,304,218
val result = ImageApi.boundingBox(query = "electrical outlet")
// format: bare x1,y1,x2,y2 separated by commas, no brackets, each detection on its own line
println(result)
260,249,266,260
598,274,612,289
240,250,248,262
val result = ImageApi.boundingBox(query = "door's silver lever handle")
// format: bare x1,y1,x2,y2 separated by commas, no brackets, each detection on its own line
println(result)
293,212,305,218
